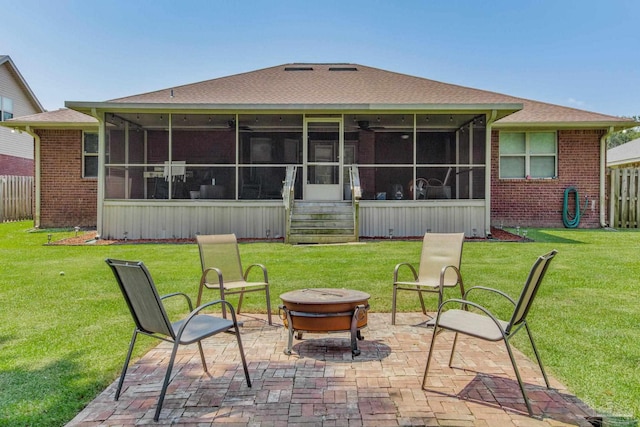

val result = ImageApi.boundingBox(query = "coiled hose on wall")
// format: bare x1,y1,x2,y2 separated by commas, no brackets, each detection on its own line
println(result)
562,186,588,228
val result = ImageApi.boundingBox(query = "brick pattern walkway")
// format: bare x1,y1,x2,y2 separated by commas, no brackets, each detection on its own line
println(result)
67,313,595,426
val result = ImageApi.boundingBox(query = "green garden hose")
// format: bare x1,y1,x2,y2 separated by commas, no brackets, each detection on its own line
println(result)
562,186,588,228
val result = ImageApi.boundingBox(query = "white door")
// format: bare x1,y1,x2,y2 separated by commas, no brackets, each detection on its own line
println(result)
304,120,342,200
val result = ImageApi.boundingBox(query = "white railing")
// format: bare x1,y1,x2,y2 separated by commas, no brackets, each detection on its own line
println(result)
349,165,361,240
282,166,297,242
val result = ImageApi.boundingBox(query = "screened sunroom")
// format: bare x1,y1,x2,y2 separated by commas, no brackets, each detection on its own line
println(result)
103,112,487,203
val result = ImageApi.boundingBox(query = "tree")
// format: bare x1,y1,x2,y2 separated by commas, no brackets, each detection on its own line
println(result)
608,115,640,149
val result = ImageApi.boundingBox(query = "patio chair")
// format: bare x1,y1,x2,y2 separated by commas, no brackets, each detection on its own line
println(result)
196,234,272,325
106,258,251,422
392,232,465,325
422,250,557,417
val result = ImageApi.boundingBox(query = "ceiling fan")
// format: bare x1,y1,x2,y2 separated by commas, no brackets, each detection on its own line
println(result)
356,120,384,131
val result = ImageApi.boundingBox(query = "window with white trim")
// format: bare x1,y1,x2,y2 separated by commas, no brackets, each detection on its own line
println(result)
0,96,13,121
83,132,99,178
499,131,557,179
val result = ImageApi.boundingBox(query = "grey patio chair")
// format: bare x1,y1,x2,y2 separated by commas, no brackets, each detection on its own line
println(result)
106,258,251,422
392,232,465,325
422,250,557,417
196,234,272,325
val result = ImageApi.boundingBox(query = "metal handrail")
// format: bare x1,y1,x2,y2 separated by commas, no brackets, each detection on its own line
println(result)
349,165,361,241
282,166,297,243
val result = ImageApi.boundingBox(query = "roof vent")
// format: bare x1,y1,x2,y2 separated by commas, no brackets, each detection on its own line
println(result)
328,67,358,71
284,66,314,71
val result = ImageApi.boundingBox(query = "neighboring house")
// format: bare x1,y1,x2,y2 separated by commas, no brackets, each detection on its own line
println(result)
1,63,636,240
607,137,640,168
0,55,45,175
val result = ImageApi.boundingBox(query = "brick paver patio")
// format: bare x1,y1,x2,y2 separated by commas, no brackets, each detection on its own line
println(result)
67,313,596,426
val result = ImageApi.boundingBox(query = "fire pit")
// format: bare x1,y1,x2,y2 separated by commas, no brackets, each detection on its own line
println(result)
279,288,370,356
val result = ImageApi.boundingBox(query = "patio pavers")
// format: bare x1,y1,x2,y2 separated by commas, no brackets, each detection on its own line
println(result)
67,313,596,426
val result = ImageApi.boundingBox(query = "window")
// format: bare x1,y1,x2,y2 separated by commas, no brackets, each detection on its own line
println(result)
499,131,556,179
83,132,99,178
0,96,13,121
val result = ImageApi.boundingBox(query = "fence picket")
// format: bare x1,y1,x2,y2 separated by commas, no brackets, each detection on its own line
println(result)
0,175,33,222
609,168,640,228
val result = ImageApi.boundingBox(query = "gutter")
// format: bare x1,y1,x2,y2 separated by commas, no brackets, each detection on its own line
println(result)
601,127,614,227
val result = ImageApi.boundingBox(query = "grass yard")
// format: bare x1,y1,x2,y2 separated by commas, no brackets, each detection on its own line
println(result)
0,221,638,425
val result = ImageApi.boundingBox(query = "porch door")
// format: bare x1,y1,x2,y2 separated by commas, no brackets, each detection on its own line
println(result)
304,119,342,200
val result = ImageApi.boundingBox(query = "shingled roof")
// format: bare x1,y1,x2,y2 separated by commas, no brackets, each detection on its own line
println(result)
3,108,97,129
608,138,640,167
5,62,635,130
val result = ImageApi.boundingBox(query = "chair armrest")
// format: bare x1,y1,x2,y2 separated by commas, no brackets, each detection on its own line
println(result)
464,286,516,305
394,262,418,282
160,292,194,311
439,264,463,286
200,267,224,287
244,263,268,282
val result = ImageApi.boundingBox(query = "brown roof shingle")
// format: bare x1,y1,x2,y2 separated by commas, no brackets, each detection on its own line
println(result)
103,63,631,126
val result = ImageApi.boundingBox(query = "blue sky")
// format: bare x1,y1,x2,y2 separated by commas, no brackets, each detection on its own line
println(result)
2,0,638,117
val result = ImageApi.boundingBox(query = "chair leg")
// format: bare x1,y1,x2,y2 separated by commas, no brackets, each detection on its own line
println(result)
391,284,398,325
197,341,208,373
265,285,272,325
237,288,245,314
422,324,439,389
154,340,181,422
232,321,252,387
524,323,550,388
417,287,427,315
219,286,228,319
115,328,139,400
196,282,205,307
504,338,534,417
448,332,459,367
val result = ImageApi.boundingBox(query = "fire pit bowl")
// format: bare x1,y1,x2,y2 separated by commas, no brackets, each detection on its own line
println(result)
279,288,370,356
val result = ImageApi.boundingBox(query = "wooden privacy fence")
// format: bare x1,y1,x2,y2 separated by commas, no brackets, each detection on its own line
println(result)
608,168,640,228
0,175,33,222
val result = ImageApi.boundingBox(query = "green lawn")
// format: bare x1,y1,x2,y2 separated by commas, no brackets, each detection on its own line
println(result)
0,221,638,425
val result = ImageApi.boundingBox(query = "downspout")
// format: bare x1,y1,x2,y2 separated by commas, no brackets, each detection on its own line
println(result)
23,125,41,228
484,110,498,236
600,126,614,227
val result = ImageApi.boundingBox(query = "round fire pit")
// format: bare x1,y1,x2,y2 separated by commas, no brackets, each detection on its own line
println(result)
279,288,370,356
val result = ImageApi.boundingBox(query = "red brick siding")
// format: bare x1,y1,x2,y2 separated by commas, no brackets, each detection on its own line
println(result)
0,154,33,176
36,129,97,228
491,129,604,228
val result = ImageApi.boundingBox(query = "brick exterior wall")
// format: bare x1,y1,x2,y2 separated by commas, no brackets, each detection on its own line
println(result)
36,129,97,228
0,153,33,176
34,127,606,230
491,129,605,228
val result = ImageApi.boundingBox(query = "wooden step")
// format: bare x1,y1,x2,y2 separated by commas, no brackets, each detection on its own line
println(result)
287,200,358,244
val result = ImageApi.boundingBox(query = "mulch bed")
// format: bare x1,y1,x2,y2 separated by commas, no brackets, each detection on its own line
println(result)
50,227,523,246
